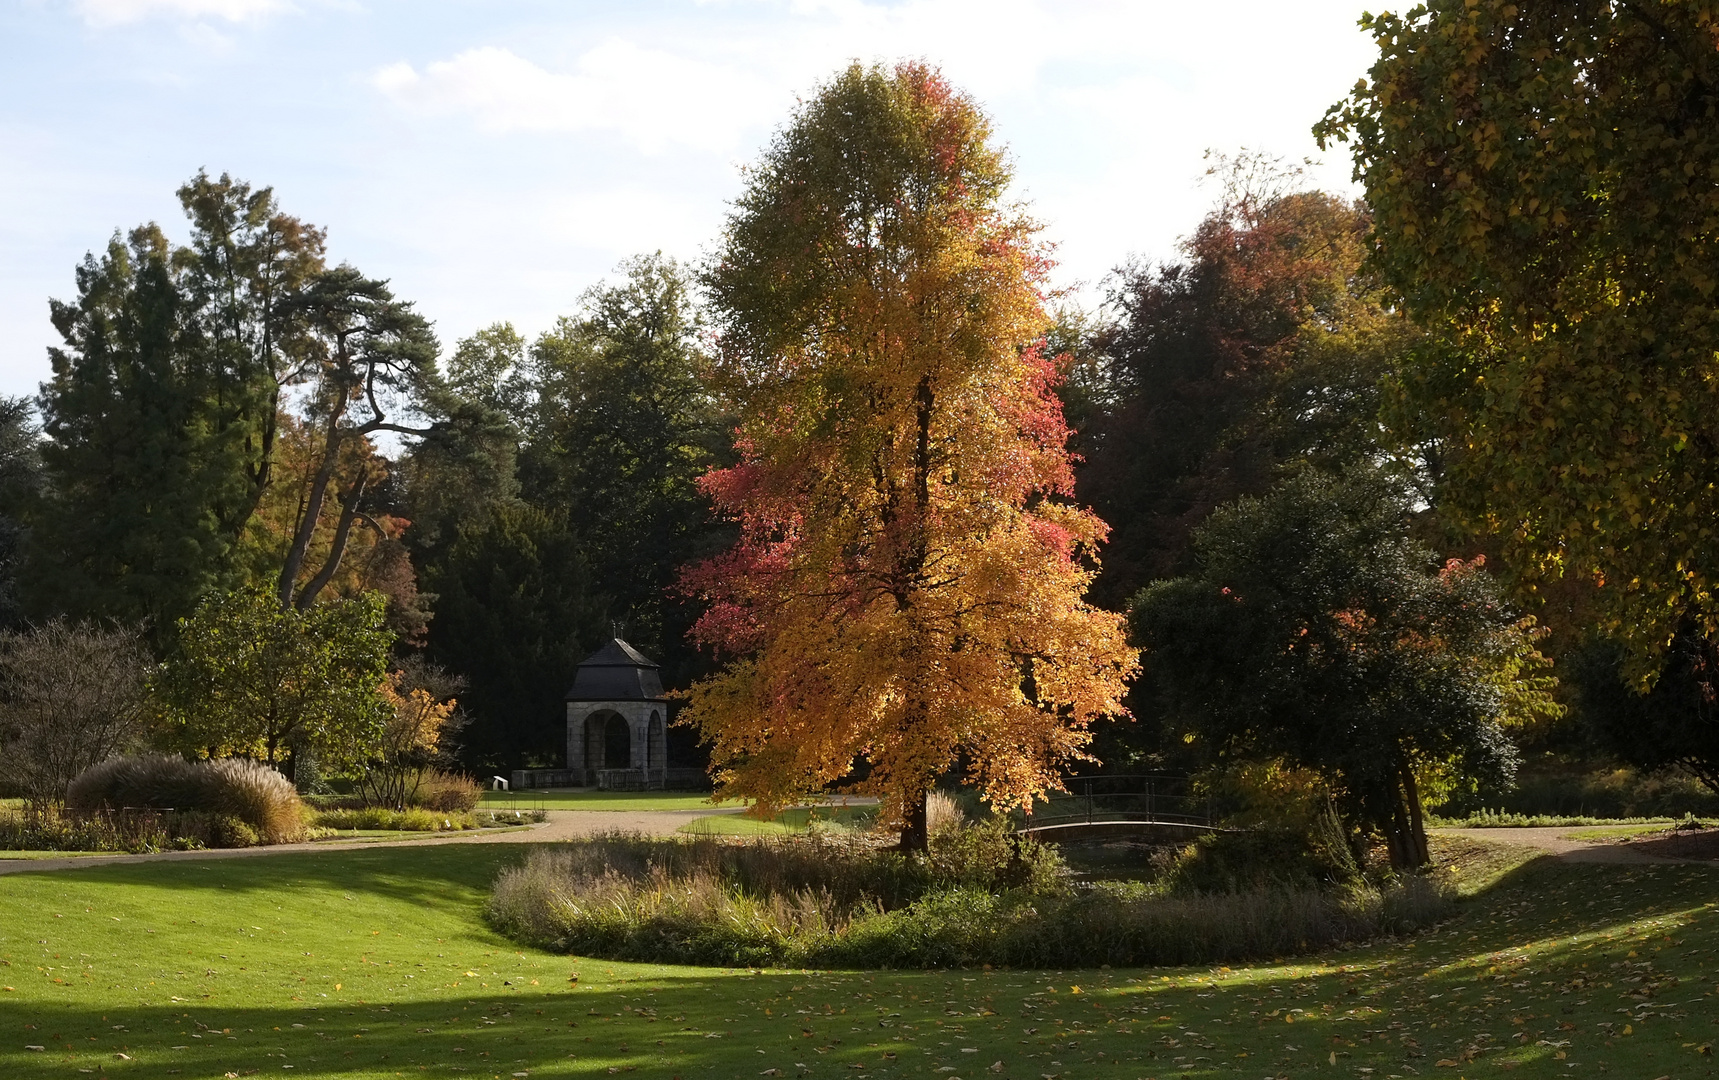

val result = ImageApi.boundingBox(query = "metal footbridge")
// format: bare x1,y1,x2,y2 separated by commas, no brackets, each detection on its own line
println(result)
1018,773,1216,840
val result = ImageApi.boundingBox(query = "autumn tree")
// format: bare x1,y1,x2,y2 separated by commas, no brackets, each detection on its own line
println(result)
684,63,1138,851
358,660,464,808
1078,156,1417,610
1131,467,1558,869
1317,0,1719,678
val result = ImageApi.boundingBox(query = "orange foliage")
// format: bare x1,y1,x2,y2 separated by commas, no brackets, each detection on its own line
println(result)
683,64,1138,843
239,415,428,639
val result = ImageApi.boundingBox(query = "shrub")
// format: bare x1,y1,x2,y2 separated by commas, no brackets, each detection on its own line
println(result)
1163,825,1358,893
311,806,472,831
0,620,150,804
927,813,1064,893
0,804,214,853
1438,763,1719,820
67,755,306,844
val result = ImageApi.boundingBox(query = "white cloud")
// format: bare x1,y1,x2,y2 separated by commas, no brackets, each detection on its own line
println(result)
73,0,291,27
373,41,780,154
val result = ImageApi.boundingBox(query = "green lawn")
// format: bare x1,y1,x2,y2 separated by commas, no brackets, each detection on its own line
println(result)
477,789,723,812
679,804,877,836
1,842,1716,1080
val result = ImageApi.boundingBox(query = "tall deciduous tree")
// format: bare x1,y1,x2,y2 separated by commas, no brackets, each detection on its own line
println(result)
1131,467,1557,869
1079,157,1415,610
174,170,327,546
1317,0,1719,677
685,63,1137,851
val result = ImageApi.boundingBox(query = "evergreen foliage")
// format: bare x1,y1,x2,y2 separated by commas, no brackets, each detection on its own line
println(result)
1130,467,1559,868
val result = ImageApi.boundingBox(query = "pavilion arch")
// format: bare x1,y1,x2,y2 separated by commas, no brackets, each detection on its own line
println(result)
563,638,671,789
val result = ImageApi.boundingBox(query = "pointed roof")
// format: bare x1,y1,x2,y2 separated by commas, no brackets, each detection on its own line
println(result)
564,637,667,703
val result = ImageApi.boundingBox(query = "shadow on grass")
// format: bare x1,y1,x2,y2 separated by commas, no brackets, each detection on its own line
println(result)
2,844,1715,1080
0,979,838,1080
21,845,533,913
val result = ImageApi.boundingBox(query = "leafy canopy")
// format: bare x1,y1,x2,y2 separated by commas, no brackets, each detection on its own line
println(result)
152,585,393,770
1078,157,1420,610
1131,467,1558,868
1317,0,1719,674
685,63,1137,846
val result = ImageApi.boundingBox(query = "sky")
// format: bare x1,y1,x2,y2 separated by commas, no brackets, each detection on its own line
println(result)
0,0,1391,398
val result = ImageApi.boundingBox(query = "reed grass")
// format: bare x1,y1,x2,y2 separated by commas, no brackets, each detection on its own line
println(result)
486,829,1452,969
66,754,307,843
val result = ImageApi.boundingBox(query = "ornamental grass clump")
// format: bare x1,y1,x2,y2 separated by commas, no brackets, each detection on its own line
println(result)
67,754,306,844
486,827,1452,969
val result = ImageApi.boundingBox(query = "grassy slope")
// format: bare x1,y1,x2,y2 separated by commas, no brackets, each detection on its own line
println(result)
1,844,1716,1080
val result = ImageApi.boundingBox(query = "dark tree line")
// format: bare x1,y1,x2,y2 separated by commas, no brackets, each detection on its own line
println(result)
0,174,725,773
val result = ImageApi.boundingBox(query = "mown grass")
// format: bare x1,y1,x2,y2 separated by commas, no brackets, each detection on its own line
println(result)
0,840,1716,1079
477,789,721,812
679,804,876,836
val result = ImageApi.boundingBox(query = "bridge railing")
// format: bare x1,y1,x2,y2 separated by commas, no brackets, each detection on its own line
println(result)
1022,774,1211,829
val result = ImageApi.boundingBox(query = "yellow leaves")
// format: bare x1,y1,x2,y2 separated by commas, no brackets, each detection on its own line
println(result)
379,672,456,758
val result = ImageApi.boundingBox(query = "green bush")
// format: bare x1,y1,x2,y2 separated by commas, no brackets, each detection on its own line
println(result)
0,805,207,853
1425,809,1678,828
1162,825,1358,893
1438,763,1719,819
310,806,474,831
822,878,1447,968
927,814,1064,893
66,755,306,844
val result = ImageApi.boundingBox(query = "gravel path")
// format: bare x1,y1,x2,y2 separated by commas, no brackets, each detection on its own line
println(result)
1434,825,1719,864
0,806,744,877
10,815,1713,877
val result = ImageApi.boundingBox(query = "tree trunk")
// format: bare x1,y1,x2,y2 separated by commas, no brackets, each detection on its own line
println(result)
1402,762,1430,867
295,468,368,609
899,787,929,854
278,397,348,608
1383,762,1431,871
